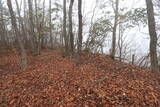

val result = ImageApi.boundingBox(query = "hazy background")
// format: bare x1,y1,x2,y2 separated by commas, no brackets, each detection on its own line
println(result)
83,0,149,56
2,0,155,60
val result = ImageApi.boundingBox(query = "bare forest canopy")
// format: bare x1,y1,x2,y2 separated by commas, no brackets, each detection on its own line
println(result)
0,0,159,68
1,0,160,70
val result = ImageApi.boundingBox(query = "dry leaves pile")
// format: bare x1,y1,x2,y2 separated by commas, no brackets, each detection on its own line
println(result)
0,50,160,107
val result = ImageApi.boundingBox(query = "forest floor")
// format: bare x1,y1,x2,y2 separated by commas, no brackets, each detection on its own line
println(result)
0,49,160,107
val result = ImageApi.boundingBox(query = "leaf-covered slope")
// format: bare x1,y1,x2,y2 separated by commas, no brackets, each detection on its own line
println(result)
0,50,160,107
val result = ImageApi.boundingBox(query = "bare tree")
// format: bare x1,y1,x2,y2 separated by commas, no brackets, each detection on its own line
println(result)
146,0,159,71
15,0,28,46
41,0,46,50
118,24,123,62
69,0,74,56
28,0,37,54
34,0,46,55
7,0,27,68
85,0,99,51
34,0,41,54
78,0,83,53
111,0,119,59
49,0,53,48
63,0,69,55
0,0,7,47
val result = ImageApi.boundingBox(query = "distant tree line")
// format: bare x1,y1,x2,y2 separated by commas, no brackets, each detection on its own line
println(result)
0,0,159,72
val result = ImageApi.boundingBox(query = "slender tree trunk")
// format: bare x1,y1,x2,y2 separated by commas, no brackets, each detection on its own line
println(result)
49,0,53,48
23,0,26,18
63,0,69,55
69,0,74,56
40,0,46,50
23,0,28,46
118,24,122,62
146,0,159,72
78,0,83,53
132,54,135,65
111,0,119,59
28,0,36,54
0,0,7,47
7,0,27,68
34,0,41,55
15,0,28,46
85,0,98,51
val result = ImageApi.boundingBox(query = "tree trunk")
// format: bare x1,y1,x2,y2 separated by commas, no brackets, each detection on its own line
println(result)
118,24,122,62
39,0,46,51
15,0,28,46
40,0,46,49
111,0,119,59
69,0,74,57
78,0,83,53
49,0,53,48
132,54,135,65
7,0,27,68
63,0,69,55
146,0,159,72
34,0,41,55
28,0,37,54
0,0,7,47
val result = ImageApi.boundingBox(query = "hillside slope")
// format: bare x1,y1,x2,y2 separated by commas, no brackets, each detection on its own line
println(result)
0,50,160,107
